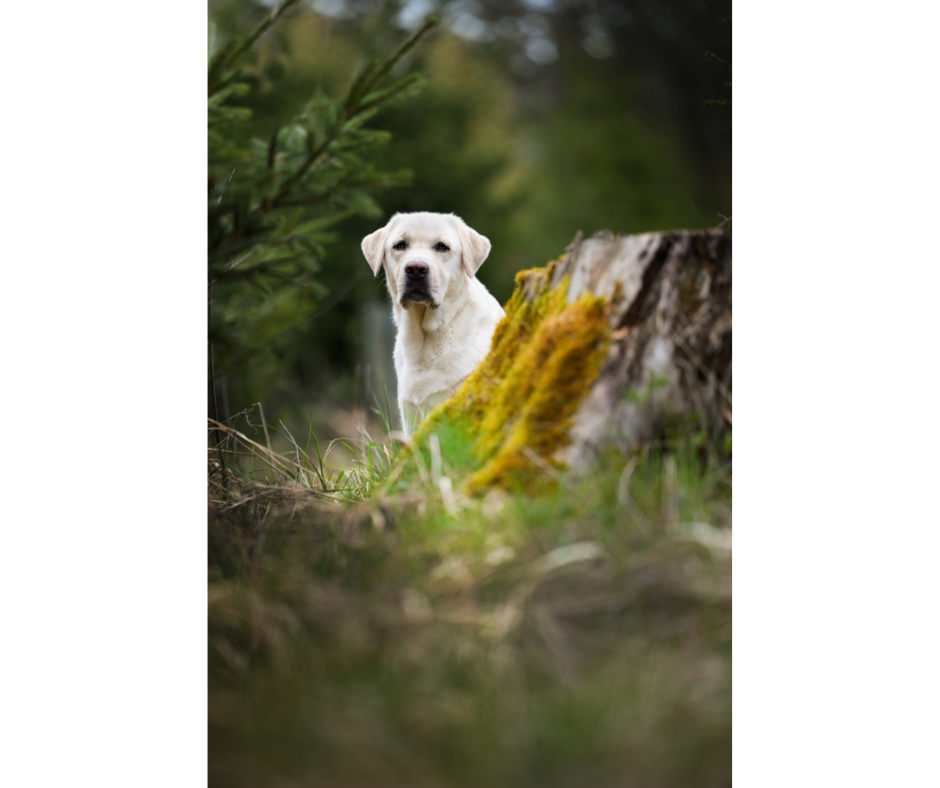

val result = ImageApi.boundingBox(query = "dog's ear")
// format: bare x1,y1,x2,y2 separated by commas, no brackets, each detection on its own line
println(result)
455,216,491,278
361,224,390,276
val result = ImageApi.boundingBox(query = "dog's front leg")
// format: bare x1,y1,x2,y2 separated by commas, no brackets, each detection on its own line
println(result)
400,398,421,437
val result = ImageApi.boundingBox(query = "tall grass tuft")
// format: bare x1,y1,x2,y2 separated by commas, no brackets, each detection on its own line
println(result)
208,397,404,513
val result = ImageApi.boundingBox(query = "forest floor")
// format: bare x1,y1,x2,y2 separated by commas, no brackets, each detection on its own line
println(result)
208,407,731,788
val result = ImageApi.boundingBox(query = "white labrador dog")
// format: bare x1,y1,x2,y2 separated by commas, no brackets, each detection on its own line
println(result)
361,212,505,434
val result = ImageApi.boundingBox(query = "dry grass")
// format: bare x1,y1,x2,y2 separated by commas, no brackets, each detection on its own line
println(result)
208,395,404,512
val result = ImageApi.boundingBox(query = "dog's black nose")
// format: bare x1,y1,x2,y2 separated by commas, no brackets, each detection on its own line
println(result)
405,260,429,278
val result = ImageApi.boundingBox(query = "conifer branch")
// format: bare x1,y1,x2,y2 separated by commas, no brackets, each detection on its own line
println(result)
704,36,732,110
356,73,424,114
208,2,433,404
271,20,434,208
207,39,238,93
272,128,341,205
344,62,379,113
704,50,731,72
355,16,439,105
213,268,371,378
209,0,302,93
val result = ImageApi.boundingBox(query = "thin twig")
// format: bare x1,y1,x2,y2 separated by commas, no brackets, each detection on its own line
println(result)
521,446,563,482
257,403,273,457
209,419,296,475
218,249,257,281
238,481,351,503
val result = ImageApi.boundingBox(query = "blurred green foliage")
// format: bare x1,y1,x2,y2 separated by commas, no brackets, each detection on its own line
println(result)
208,0,731,439
209,0,439,437
207,7,732,779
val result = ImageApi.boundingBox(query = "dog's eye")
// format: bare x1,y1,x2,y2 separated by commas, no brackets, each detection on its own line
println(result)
393,240,408,251
434,242,450,252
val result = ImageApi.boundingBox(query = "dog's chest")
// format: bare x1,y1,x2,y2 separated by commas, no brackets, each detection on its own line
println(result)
395,315,480,402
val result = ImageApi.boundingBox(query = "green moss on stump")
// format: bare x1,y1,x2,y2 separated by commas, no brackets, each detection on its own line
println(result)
411,262,611,493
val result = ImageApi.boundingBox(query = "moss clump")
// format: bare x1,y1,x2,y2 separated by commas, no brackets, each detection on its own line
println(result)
412,262,611,493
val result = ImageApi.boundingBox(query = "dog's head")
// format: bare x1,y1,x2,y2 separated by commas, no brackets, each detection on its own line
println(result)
360,212,491,310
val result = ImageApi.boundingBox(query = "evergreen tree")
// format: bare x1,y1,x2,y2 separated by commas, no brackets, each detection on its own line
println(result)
208,0,437,451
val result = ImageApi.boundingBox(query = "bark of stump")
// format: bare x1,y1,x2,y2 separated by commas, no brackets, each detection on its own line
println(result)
551,229,732,466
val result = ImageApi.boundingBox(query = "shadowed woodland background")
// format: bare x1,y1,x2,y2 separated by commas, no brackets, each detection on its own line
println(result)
208,3,732,784
209,0,730,440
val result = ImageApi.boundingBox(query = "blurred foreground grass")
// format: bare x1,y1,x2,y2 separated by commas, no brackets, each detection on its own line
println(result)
208,408,731,787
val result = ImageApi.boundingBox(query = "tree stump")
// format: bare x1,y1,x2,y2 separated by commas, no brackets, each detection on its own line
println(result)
550,229,732,465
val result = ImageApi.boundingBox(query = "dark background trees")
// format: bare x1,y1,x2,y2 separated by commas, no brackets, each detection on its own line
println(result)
208,0,731,439
202,9,734,774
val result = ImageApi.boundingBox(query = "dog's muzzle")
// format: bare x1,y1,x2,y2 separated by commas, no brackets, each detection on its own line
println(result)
400,260,438,308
